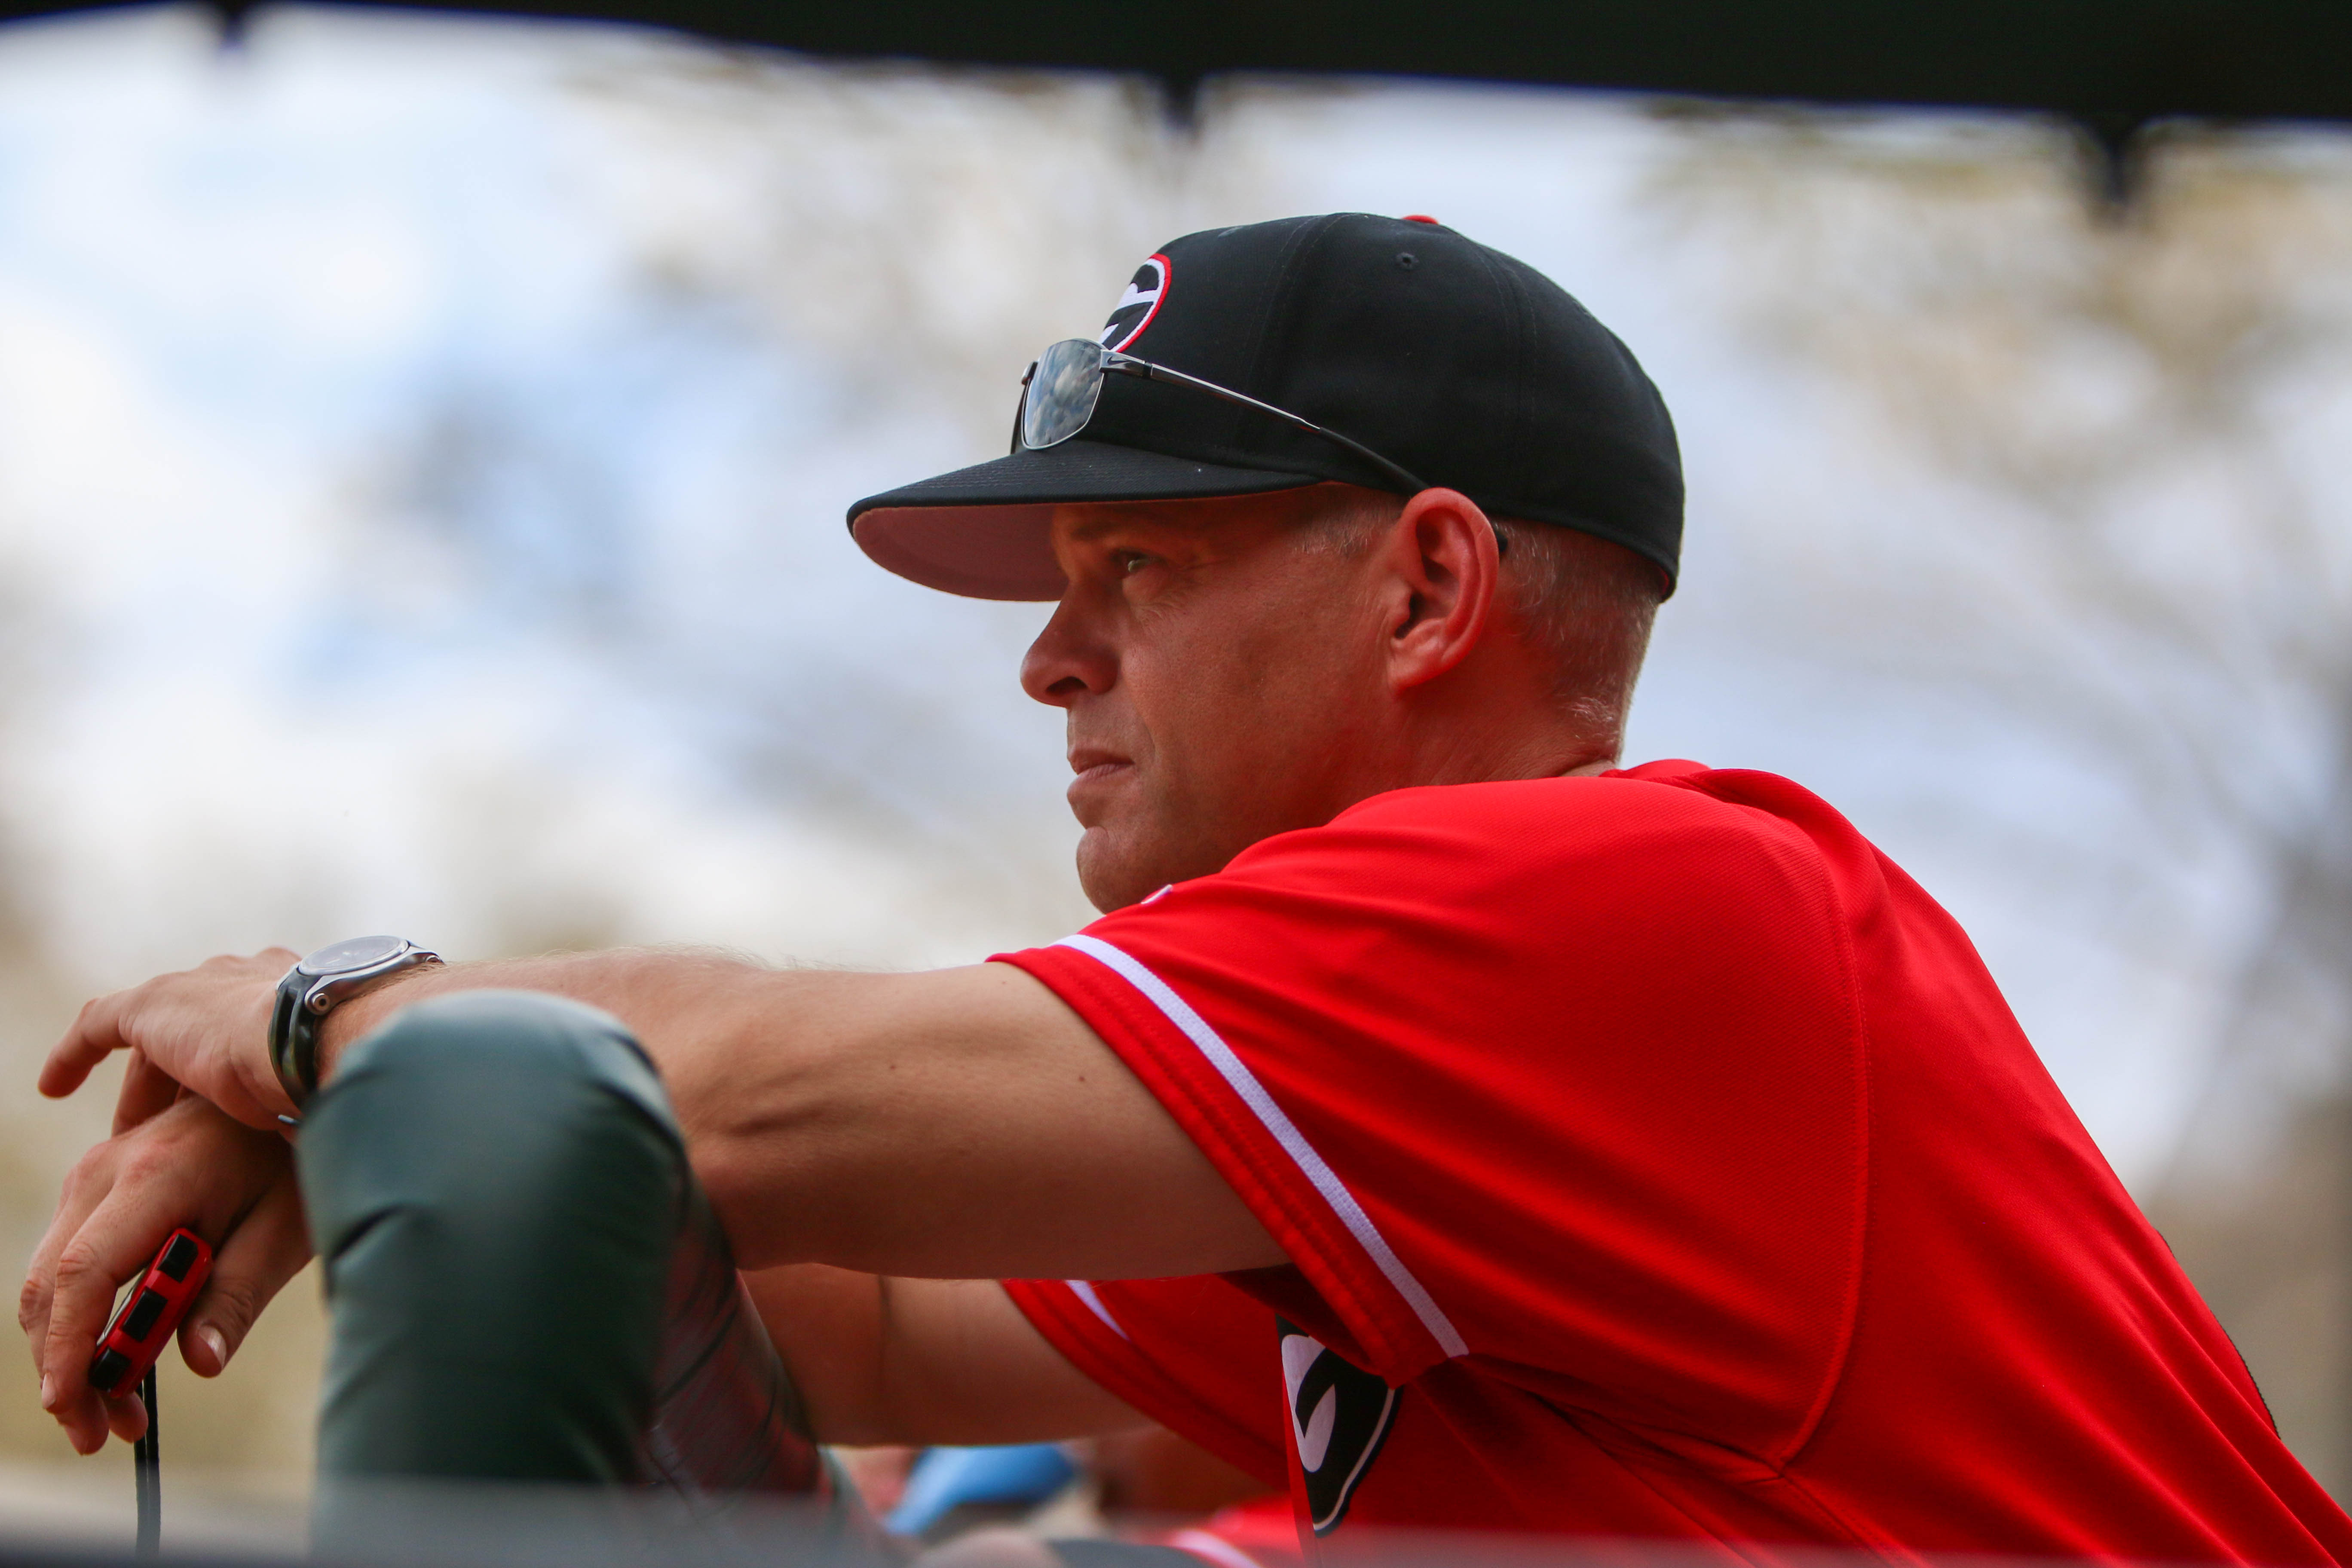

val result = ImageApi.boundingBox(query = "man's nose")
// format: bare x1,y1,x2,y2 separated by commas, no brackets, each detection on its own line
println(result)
1019,597,1116,707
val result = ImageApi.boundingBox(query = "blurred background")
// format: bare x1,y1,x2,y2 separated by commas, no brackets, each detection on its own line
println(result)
0,0,2349,1545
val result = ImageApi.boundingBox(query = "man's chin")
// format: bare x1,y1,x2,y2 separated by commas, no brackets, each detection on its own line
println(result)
1074,828,1170,915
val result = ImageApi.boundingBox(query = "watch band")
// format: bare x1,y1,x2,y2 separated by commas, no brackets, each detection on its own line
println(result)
270,937,442,1112
267,976,309,1114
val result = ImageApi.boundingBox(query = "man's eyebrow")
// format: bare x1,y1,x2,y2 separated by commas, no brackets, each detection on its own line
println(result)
1056,507,1195,542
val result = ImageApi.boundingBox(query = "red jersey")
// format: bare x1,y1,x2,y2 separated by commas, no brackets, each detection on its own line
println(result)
996,762,2352,1562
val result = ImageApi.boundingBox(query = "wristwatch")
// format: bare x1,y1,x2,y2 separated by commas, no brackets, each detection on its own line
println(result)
270,935,442,1112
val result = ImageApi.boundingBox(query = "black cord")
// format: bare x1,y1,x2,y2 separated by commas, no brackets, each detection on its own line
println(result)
134,1369,159,1557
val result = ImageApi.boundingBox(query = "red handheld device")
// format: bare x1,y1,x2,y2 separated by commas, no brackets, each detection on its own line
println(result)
89,1228,212,1396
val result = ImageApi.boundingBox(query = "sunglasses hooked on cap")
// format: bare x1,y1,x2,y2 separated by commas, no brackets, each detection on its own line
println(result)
1015,339,1432,498
1011,340,1512,556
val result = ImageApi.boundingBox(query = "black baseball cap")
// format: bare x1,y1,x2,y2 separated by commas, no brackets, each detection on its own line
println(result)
848,213,1682,600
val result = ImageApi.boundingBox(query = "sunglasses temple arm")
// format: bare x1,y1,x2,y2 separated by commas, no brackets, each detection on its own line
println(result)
1124,359,1430,496
1104,355,1506,554
1009,362,1037,456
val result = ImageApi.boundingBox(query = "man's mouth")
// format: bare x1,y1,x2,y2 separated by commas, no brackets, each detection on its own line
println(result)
1067,748,1133,790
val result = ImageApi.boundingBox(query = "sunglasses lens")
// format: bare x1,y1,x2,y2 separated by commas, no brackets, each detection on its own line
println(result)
1021,339,1106,449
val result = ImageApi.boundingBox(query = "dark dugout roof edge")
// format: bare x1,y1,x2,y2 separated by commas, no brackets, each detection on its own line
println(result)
5,0,2352,129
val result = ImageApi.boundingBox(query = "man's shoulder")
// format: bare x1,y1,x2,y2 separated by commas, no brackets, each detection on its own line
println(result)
1192,761,1871,962
1286,760,1853,876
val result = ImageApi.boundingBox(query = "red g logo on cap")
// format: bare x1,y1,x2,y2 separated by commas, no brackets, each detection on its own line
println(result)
1099,254,1169,351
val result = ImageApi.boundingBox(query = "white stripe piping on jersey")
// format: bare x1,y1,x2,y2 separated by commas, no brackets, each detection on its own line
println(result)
1065,1279,1129,1340
1054,933,1469,1360
1165,1528,1266,1568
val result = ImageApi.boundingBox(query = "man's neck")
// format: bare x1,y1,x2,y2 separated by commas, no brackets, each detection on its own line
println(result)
1386,723,1619,794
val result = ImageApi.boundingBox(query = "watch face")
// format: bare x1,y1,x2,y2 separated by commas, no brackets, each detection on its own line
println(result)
298,934,408,977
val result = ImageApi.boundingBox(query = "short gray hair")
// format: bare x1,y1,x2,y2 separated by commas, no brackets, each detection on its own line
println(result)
1297,489,1663,754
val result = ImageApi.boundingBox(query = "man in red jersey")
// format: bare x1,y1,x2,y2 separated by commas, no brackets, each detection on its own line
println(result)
23,214,2352,1564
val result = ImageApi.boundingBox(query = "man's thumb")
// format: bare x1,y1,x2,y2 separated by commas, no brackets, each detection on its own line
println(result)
182,1280,262,1378
181,1181,310,1378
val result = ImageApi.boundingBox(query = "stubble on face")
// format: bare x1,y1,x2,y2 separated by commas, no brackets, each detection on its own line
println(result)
1030,490,1390,913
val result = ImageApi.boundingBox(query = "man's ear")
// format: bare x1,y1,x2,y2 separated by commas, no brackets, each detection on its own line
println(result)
1377,487,1502,692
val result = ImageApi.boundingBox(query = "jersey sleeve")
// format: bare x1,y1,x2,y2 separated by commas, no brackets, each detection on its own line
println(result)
1003,1276,1288,1490
996,771,1870,1460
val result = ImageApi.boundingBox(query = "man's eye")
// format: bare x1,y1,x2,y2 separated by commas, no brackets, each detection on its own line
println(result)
1115,552,1152,576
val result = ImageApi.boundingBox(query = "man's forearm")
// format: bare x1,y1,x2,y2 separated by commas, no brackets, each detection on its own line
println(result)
739,1265,1144,1447
67,938,1277,1282
315,948,855,1263
306,949,1260,1282
318,947,777,1096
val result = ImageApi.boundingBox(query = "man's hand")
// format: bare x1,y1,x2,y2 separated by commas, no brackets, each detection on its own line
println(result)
20,1096,310,1454
41,950,297,1130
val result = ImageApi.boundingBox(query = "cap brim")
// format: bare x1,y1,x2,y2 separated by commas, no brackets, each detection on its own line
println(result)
848,439,1318,601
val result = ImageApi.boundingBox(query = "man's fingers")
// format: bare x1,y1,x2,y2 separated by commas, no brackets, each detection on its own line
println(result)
40,990,132,1101
51,1385,142,1456
53,1385,110,1455
45,952,303,1129
103,1390,148,1446
22,1216,72,1375
22,1092,298,1453
112,1053,182,1137
19,1141,119,1375
181,1174,309,1378
37,1185,177,1429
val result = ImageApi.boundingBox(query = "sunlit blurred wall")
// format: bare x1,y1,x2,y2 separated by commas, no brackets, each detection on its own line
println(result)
0,2,2347,1530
